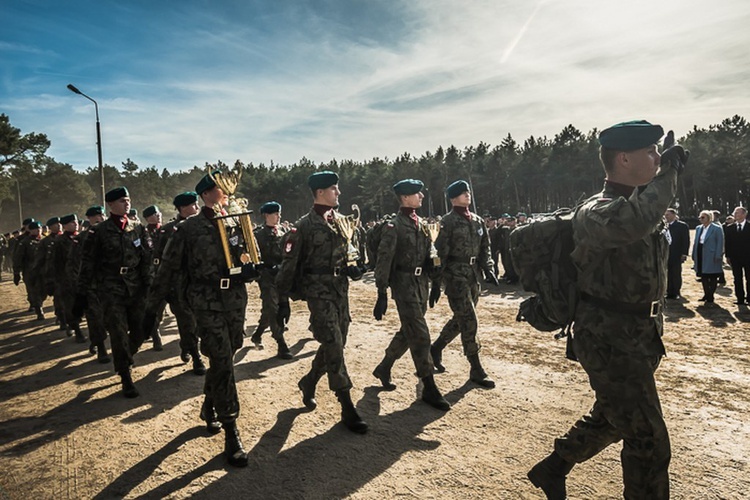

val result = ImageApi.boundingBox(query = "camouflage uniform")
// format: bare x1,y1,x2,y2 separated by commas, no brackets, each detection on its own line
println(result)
251,223,288,344
148,207,247,423
277,208,353,392
39,232,59,320
433,209,494,357
77,215,151,374
48,230,84,339
143,222,165,348
374,212,434,378
13,233,46,314
551,167,678,499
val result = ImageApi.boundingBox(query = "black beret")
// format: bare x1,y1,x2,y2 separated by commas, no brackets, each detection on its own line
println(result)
260,201,281,214
22,218,35,226
85,205,105,217
308,171,339,191
105,186,129,202
60,214,77,225
195,172,219,195
598,120,664,151
393,179,424,196
143,205,160,218
128,208,138,217
46,217,60,226
173,191,198,208
28,221,41,230
446,180,470,199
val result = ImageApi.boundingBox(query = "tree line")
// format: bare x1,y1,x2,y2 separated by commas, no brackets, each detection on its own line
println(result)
1,113,748,232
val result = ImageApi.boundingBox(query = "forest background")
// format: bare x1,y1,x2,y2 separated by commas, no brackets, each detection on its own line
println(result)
1,112,748,233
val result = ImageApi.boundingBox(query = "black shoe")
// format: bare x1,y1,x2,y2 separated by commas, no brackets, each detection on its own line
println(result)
276,339,293,360
223,421,248,467
89,343,97,355
120,371,139,398
372,362,397,391
698,296,707,301
74,327,87,344
250,333,264,349
421,376,450,411
468,354,495,389
59,322,68,331
430,342,446,373
180,349,191,363
35,308,45,321
97,346,111,364
152,334,163,352
527,452,574,500
298,374,318,410
337,390,368,434
192,357,207,375
200,399,222,435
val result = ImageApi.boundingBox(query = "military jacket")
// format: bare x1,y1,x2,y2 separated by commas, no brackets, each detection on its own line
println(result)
276,208,350,301
48,232,77,286
39,233,59,285
435,209,494,296
150,208,247,312
375,212,432,302
77,216,152,298
13,235,44,278
255,224,286,286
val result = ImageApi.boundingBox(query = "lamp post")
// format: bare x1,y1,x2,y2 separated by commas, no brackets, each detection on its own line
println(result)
67,84,105,205
15,178,22,227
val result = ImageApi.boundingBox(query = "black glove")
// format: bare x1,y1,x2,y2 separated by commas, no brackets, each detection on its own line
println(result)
487,271,500,287
660,130,689,173
429,283,441,308
241,263,259,282
277,299,291,326
13,273,20,286
71,293,87,320
373,291,388,320
343,265,363,281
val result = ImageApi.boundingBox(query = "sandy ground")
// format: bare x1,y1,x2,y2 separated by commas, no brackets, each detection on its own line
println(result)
0,262,749,499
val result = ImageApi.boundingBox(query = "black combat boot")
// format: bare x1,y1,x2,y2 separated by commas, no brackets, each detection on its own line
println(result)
59,321,68,331
430,338,447,373
421,375,450,411
372,358,396,391
276,338,293,360
223,421,248,467
73,325,87,344
298,372,319,410
527,451,575,500
190,347,207,375
180,348,191,363
250,328,264,349
336,389,368,434
468,353,495,388
199,398,222,435
35,307,44,321
97,343,111,364
120,370,139,398
152,331,163,351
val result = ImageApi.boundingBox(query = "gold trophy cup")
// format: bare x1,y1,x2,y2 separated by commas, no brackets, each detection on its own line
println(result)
207,164,261,274
334,204,361,266
424,221,441,266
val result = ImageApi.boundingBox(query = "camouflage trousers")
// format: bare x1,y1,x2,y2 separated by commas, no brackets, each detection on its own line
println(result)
101,293,146,373
382,299,433,378
166,292,198,352
554,328,670,499
306,297,352,392
254,278,284,341
196,308,244,423
85,290,108,346
22,274,44,308
436,281,481,356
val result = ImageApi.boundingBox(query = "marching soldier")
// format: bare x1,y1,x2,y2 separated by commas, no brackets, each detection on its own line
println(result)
249,201,293,359
150,192,205,375
371,179,450,411
142,204,165,351
49,214,86,342
429,180,499,388
75,187,151,397
277,171,368,434
146,174,257,467
42,217,63,327
13,220,46,320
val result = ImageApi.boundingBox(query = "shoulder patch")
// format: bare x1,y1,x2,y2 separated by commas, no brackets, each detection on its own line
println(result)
386,223,395,228
290,227,297,233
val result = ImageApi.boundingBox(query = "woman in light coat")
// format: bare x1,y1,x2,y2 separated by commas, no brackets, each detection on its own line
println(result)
692,209,725,303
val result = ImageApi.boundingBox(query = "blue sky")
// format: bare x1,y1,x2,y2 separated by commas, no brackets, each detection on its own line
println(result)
2,0,749,172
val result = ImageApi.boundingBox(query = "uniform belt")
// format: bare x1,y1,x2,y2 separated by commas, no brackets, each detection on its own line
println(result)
395,264,424,276
194,276,244,290
447,255,477,265
580,292,661,318
115,266,136,275
304,266,342,276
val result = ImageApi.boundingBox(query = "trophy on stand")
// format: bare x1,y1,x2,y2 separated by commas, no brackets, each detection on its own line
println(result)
423,221,441,267
334,204,361,266
207,165,261,276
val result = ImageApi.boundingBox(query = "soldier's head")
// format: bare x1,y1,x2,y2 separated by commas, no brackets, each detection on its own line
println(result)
60,214,79,233
143,205,162,226
260,201,282,226
598,120,664,187
85,205,105,225
664,208,678,223
446,180,471,208
196,172,227,209
21,218,35,233
105,187,131,216
733,206,747,223
46,217,61,234
392,179,424,209
27,220,41,237
173,191,200,219
308,171,339,207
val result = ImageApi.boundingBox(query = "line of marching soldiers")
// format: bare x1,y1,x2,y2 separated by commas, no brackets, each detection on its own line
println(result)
3,171,524,469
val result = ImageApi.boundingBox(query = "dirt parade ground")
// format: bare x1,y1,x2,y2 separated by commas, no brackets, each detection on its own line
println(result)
1,263,749,499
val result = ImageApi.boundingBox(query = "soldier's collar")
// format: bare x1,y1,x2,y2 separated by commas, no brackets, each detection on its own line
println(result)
603,179,636,198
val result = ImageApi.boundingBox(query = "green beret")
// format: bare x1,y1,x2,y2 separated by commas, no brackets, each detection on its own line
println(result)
60,214,77,225
501,213,511,218
22,218,35,226
28,221,41,230
173,191,198,208
46,217,60,226
128,208,138,217
85,206,105,217
308,171,339,191
260,201,281,214
393,179,424,196
105,186,129,202
143,205,160,218
516,212,527,218
598,120,664,151
446,180,470,199
195,172,219,195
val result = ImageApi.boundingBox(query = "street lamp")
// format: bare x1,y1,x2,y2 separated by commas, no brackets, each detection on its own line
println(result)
67,84,105,205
